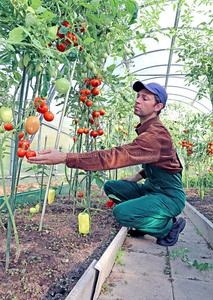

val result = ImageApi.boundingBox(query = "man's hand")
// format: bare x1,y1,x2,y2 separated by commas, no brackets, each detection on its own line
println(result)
27,148,67,165
119,173,143,182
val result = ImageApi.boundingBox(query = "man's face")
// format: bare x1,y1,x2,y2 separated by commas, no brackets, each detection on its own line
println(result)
134,89,158,118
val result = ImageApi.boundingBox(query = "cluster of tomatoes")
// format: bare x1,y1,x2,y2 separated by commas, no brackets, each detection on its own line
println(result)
51,20,86,53
34,97,54,122
208,167,212,173
17,136,36,158
179,140,195,155
79,77,102,103
207,142,213,155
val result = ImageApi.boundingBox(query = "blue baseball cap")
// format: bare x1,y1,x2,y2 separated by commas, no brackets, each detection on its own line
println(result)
133,81,168,108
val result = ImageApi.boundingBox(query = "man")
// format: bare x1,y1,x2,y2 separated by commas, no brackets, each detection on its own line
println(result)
28,81,186,246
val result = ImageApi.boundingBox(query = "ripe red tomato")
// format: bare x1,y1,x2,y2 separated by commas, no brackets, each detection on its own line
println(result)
91,79,99,88
26,150,36,159
62,21,71,28
57,27,65,38
65,31,72,45
78,193,84,197
25,116,40,135
19,132,24,139
100,109,105,115
44,112,54,122
83,128,89,134
79,89,85,95
79,45,84,51
89,118,94,124
92,87,99,96
86,100,92,107
84,78,90,85
73,136,77,142
18,139,30,150
96,121,100,127
80,96,87,102
85,89,90,96
92,111,100,118
4,123,14,131
72,33,78,41
34,97,45,108
75,118,79,124
77,128,84,134
37,104,48,114
97,129,104,136
56,43,66,52
90,130,97,138
17,147,26,157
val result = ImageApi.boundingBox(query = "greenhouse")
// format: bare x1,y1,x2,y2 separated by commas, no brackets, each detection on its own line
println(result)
0,0,213,299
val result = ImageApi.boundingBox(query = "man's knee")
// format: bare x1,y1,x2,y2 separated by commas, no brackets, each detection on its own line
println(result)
103,180,114,195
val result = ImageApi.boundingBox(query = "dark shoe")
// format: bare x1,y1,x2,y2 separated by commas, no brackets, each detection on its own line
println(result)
156,217,186,247
128,228,146,237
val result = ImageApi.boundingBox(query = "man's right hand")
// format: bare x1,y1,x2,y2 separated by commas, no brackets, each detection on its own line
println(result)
119,173,143,182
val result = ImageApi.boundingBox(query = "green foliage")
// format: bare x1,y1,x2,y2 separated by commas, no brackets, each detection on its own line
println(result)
115,247,125,266
170,247,212,271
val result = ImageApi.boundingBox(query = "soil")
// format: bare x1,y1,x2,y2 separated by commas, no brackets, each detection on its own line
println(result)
0,187,212,300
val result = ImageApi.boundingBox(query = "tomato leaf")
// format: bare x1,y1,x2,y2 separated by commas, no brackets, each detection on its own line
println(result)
107,64,116,72
111,0,118,17
83,37,95,45
95,178,104,189
31,0,42,10
42,10,56,20
48,25,58,40
13,71,22,82
8,27,27,42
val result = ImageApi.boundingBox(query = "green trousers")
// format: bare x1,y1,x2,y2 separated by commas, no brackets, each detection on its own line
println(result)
104,164,186,239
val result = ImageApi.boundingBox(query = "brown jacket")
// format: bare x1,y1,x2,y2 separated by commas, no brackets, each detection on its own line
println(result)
66,116,182,175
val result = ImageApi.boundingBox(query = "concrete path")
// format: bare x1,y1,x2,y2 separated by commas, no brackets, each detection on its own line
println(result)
97,212,213,300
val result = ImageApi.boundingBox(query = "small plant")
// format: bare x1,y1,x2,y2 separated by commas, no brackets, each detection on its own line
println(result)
115,247,125,266
170,248,212,271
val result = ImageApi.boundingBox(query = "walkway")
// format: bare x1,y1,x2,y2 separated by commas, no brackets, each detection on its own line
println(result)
98,212,213,300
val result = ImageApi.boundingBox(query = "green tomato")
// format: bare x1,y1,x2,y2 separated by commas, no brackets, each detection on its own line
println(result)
0,127,4,133
81,73,87,79
103,53,108,59
55,78,70,94
23,54,31,67
87,61,94,70
35,63,44,72
82,66,87,72
0,107,13,122
119,125,124,130
125,48,131,55
101,136,106,141
120,113,124,118
92,68,97,75
30,207,37,214
93,102,99,107
114,126,118,131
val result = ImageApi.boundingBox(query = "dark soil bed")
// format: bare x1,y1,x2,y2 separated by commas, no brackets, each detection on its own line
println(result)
0,187,212,300
0,191,121,300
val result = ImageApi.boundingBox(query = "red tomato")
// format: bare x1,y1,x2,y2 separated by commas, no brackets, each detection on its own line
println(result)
77,128,84,134
100,109,105,115
81,21,87,32
96,121,100,127
62,21,71,28
73,136,77,142
75,118,79,124
78,193,84,197
89,118,94,124
85,89,90,96
19,132,24,139
91,79,99,88
80,96,87,102
4,123,14,131
107,199,114,208
74,42,78,47
34,97,45,108
83,128,89,134
37,104,48,114
17,147,26,157
92,87,99,96
43,112,54,122
65,31,72,45
84,78,90,85
97,129,104,135
56,43,66,52
57,27,65,38
92,111,100,118
86,100,92,107
25,116,40,135
79,89,85,95
26,150,36,159
79,45,84,51
18,139,30,150
72,33,78,41
90,130,97,138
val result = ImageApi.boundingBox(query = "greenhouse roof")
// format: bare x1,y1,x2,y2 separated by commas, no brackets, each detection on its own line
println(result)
109,0,212,113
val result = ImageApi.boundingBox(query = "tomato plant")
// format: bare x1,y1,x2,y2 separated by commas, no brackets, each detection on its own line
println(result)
25,116,40,135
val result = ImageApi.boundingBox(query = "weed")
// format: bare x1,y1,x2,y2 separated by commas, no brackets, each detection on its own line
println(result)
115,247,125,266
